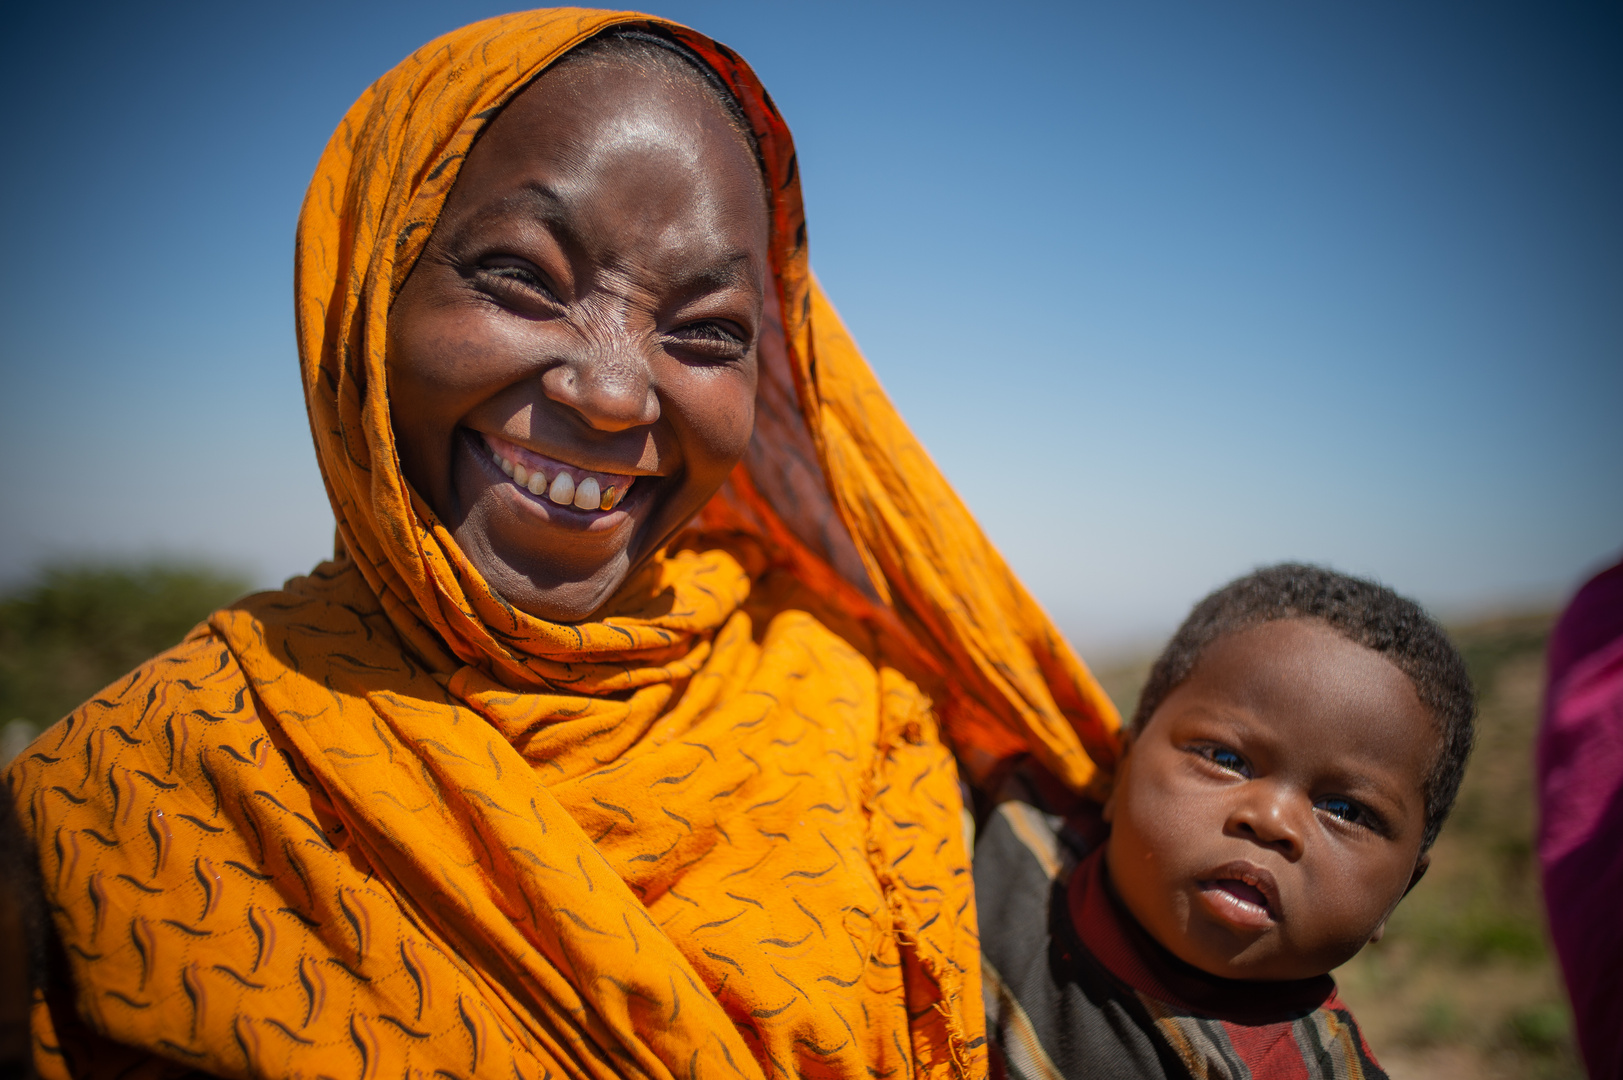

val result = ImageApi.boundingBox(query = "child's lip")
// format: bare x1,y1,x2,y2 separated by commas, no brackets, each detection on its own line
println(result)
1196,860,1282,927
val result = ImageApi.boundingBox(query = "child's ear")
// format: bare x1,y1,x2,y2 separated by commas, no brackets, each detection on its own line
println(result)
1101,730,1135,825
1369,852,1431,944
1401,852,1431,898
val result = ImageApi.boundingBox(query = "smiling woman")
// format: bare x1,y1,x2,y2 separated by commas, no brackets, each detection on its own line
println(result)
5,10,1120,1080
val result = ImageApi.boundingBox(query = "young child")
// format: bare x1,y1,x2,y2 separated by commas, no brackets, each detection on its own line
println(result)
976,564,1475,1079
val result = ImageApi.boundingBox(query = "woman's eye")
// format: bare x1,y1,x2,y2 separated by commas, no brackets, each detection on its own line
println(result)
489,266,536,285
668,321,748,358
1196,745,1250,777
475,261,560,302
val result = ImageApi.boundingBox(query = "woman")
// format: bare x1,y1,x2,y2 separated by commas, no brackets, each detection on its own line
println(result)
6,10,1119,1079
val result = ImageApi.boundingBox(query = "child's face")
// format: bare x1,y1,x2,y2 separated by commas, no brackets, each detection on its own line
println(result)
1104,618,1435,981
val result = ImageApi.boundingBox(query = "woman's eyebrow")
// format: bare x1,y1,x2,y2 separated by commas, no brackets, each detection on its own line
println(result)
483,182,573,230
514,181,570,216
672,251,760,295
454,183,573,239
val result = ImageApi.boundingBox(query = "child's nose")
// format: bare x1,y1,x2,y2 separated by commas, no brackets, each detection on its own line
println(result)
1226,784,1306,860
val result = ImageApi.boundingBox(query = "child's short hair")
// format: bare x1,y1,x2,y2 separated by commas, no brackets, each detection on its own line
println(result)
1132,563,1475,851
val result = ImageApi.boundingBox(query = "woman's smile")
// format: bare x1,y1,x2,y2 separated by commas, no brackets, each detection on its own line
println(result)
479,431,644,518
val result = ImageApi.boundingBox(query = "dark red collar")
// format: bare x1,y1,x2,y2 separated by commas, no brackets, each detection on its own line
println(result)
1068,847,1338,1022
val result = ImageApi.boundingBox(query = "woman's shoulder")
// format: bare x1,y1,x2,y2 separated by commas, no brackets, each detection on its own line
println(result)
9,560,380,806
6,629,256,831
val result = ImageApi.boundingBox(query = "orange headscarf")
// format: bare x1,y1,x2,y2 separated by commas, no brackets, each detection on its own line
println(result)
8,10,1120,1080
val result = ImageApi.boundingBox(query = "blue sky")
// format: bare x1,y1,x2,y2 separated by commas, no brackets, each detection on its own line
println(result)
1,1,1617,653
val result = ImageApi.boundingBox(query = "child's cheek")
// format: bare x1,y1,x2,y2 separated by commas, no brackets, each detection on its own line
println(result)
1104,769,1177,921
1116,748,1219,896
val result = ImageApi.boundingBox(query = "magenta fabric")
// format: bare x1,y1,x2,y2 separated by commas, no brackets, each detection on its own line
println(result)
1538,556,1623,1080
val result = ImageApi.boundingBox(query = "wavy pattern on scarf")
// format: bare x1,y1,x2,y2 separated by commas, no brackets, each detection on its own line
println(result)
8,9,1120,1080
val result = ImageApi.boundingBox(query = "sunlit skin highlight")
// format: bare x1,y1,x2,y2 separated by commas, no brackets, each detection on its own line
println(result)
1103,618,1439,981
387,51,770,622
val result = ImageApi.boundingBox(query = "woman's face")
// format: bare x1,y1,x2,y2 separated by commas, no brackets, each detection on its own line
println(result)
388,52,770,622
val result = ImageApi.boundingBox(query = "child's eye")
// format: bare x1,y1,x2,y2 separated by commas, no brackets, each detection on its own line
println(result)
1194,745,1251,777
1315,796,1374,829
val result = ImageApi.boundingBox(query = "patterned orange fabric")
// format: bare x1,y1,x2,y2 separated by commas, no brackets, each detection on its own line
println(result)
7,9,1120,1080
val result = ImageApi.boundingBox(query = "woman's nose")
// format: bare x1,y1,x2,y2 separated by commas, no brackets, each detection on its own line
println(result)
540,343,662,432
1225,784,1306,860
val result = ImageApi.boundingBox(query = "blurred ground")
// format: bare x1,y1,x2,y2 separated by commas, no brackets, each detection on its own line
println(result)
0,565,1582,1077
1096,612,1580,1079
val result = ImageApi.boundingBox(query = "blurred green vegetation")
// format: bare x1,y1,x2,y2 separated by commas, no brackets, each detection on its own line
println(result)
0,562,250,761
1097,612,1579,1080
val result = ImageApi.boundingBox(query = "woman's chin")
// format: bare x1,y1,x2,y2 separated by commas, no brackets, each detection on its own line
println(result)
442,446,709,622
468,541,637,623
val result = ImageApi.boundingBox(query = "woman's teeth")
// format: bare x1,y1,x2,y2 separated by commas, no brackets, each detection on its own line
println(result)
549,471,574,505
488,444,626,511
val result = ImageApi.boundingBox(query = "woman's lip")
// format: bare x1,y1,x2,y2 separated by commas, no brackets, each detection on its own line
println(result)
469,430,651,519
1195,860,1282,929
478,431,655,513
480,431,645,486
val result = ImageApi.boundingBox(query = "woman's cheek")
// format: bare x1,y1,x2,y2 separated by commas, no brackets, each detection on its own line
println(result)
676,370,757,469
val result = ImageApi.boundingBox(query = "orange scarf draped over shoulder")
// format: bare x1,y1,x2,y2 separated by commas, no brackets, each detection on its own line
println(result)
8,10,1120,1080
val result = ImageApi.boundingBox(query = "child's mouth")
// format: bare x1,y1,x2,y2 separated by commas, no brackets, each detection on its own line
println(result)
481,432,638,513
1211,879,1269,908
1196,863,1280,928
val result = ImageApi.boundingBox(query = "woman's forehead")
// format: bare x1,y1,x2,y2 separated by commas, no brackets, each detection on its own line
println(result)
478,51,759,182
441,55,769,243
